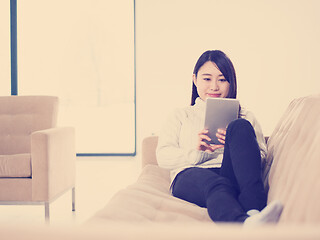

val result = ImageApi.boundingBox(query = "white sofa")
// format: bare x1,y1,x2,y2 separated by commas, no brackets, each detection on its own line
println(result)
88,94,320,225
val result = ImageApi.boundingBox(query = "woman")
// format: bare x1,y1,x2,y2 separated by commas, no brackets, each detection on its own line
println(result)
156,50,283,224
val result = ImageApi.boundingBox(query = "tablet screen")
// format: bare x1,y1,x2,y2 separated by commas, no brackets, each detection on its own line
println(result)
204,98,240,145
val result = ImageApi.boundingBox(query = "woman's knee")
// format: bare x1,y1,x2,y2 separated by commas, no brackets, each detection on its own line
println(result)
228,118,252,130
226,118,256,138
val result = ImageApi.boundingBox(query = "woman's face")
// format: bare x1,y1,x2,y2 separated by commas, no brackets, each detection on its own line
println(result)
193,61,230,101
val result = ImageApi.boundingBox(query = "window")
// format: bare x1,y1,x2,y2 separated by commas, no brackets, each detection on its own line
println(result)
17,0,135,155
0,0,11,95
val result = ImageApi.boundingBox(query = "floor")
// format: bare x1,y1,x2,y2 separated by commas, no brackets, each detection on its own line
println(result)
0,156,141,226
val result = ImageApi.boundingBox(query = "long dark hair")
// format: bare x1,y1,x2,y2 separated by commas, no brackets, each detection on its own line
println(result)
191,50,237,105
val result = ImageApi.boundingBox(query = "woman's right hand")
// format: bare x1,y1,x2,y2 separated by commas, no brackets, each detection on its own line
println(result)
197,129,224,153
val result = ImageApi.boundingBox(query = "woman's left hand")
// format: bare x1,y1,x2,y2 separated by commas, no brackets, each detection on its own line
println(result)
216,128,227,145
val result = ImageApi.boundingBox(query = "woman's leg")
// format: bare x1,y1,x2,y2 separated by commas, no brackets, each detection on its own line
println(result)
172,167,248,222
220,118,267,212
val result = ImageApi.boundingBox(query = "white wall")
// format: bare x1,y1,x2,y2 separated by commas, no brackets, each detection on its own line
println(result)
136,0,320,145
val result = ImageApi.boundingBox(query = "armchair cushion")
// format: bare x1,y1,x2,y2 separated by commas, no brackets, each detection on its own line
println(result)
0,153,31,177
0,96,58,155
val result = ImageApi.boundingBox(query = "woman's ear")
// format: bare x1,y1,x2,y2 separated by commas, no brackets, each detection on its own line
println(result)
192,74,197,86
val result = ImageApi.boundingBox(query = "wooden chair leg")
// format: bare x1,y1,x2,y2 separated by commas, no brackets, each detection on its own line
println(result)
72,187,76,211
45,202,50,223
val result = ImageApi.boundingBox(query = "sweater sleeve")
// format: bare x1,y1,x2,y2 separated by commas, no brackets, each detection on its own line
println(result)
156,108,218,170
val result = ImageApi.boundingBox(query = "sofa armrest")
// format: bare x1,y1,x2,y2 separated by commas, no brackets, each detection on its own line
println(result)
31,127,76,201
142,136,159,168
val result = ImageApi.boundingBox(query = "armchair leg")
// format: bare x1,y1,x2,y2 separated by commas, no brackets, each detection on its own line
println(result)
45,202,50,223
72,187,76,211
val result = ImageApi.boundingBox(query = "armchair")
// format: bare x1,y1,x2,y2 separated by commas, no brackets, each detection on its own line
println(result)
0,96,76,222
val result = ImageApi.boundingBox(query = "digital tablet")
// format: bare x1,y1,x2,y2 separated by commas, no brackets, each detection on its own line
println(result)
204,98,240,145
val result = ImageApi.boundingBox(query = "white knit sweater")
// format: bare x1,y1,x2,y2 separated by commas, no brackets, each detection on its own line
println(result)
156,97,267,186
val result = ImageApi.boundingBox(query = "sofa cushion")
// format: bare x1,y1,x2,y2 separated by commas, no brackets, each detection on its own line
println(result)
0,154,31,177
88,164,212,223
266,94,320,223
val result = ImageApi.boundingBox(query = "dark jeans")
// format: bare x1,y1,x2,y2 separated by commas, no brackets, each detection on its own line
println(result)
172,118,267,222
